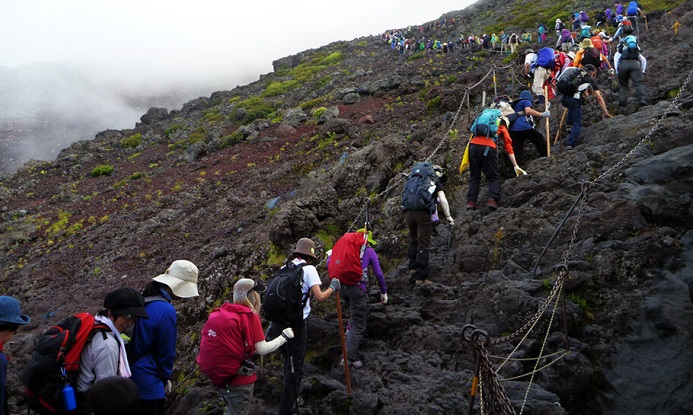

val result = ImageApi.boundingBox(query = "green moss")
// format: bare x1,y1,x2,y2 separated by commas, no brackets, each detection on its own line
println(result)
237,97,279,123
121,133,142,149
317,51,344,65
164,124,184,136
263,80,301,97
425,96,442,114
89,165,114,177
202,108,224,124
220,130,245,149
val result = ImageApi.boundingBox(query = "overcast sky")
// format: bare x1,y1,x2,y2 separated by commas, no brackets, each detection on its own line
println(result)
2,0,476,92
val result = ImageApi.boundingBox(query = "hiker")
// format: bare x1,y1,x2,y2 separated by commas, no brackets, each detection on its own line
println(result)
0,296,30,415
572,12,582,31
554,18,564,36
77,288,149,411
522,31,532,43
573,38,613,73
466,114,526,212
557,28,575,52
129,260,200,415
523,48,537,79
500,31,508,54
327,228,387,369
537,23,547,43
88,377,139,415
264,238,340,415
612,17,635,41
508,33,520,54
559,64,613,149
614,35,648,107
402,163,453,284
509,90,550,166
198,278,294,415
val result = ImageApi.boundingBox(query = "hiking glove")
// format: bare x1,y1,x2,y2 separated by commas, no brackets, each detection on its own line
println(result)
381,293,388,304
514,166,528,176
541,110,550,118
608,69,615,76
330,278,341,291
281,327,295,340
165,380,173,395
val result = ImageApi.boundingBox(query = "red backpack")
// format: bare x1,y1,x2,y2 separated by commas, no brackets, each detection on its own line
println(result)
22,312,110,414
328,232,367,285
197,303,254,387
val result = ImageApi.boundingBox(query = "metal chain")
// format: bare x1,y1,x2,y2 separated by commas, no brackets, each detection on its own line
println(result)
476,340,517,415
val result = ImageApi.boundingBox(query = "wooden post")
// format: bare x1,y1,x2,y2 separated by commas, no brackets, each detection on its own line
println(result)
544,85,550,157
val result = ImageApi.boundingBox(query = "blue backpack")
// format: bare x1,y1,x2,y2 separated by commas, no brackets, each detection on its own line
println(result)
627,1,639,16
401,162,437,213
536,47,556,69
619,35,640,59
470,108,502,140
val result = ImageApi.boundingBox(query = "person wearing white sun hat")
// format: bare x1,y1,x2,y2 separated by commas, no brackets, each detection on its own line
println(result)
130,260,200,415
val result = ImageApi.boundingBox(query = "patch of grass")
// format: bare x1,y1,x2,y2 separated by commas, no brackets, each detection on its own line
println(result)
263,80,301,97
89,165,114,177
316,51,344,65
220,130,245,149
121,133,142,149
165,124,184,136
202,108,224,124
425,96,442,114
169,127,206,150
237,97,279,123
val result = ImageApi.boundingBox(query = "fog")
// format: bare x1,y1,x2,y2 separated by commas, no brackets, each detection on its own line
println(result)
0,0,474,176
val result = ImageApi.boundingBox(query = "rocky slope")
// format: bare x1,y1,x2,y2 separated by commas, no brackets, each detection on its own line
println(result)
1,1,692,414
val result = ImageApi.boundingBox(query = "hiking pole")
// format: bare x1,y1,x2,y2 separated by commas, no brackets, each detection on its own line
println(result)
335,290,352,393
544,86,550,157
554,108,568,145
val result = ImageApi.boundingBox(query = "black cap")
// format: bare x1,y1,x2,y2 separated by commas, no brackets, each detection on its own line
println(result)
104,287,149,319
250,279,267,293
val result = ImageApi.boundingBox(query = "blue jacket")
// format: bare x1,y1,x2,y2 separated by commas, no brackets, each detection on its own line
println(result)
510,98,534,131
129,299,177,400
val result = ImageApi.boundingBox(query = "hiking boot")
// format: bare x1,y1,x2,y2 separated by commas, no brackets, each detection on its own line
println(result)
487,199,499,211
466,201,478,211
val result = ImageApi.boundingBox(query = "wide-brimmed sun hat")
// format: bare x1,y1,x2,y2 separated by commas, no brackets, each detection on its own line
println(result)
153,260,199,298
293,238,317,260
0,296,30,325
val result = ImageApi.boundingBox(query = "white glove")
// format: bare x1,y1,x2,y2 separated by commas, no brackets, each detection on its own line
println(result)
541,110,550,118
514,166,528,176
165,380,172,395
281,327,294,340
446,215,454,226
381,293,388,304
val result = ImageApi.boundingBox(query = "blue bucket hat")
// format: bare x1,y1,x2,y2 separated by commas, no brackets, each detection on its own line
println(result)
519,90,533,101
0,296,30,325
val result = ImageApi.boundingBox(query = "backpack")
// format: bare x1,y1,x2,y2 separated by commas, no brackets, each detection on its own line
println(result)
590,35,604,51
581,47,601,67
262,262,308,324
538,25,545,35
22,313,110,414
580,11,589,22
561,29,572,43
470,108,502,140
616,4,624,15
197,303,254,387
622,19,635,34
619,35,640,59
627,1,639,16
328,232,367,285
536,47,556,69
555,67,587,95
401,162,437,213
491,96,522,125
580,26,592,40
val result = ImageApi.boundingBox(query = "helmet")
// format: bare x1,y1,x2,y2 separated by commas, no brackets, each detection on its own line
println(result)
524,48,535,54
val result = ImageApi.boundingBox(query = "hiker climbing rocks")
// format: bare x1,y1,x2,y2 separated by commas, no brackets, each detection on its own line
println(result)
557,28,575,52
573,38,612,74
466,111,526,212
130,260,200,415
402,163,453,284
509,90,549,166
508,33,520,54
198,278,293,415
523,48,537,79
327,228,387,368
614,34,648,107
77,288,149,407
0,296,29,415
264,238,339,415
559,64,613,149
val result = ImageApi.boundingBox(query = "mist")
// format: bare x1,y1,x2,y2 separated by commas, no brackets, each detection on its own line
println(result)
0,0,474,176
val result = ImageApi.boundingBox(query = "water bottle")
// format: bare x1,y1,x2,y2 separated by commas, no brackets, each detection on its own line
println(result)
62,384,77,411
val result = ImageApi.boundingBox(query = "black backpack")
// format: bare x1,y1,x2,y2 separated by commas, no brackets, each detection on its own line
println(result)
262,262,308,324
556,67,587,95
401,162,437,214
581,47,601,68
22,313,110,414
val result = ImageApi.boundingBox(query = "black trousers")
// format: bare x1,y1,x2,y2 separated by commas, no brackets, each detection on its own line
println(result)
266,319,307,415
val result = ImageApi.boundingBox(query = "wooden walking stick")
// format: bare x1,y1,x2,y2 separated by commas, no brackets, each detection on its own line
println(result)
554,107,568,145
335,290,352,393
544,85,550,157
